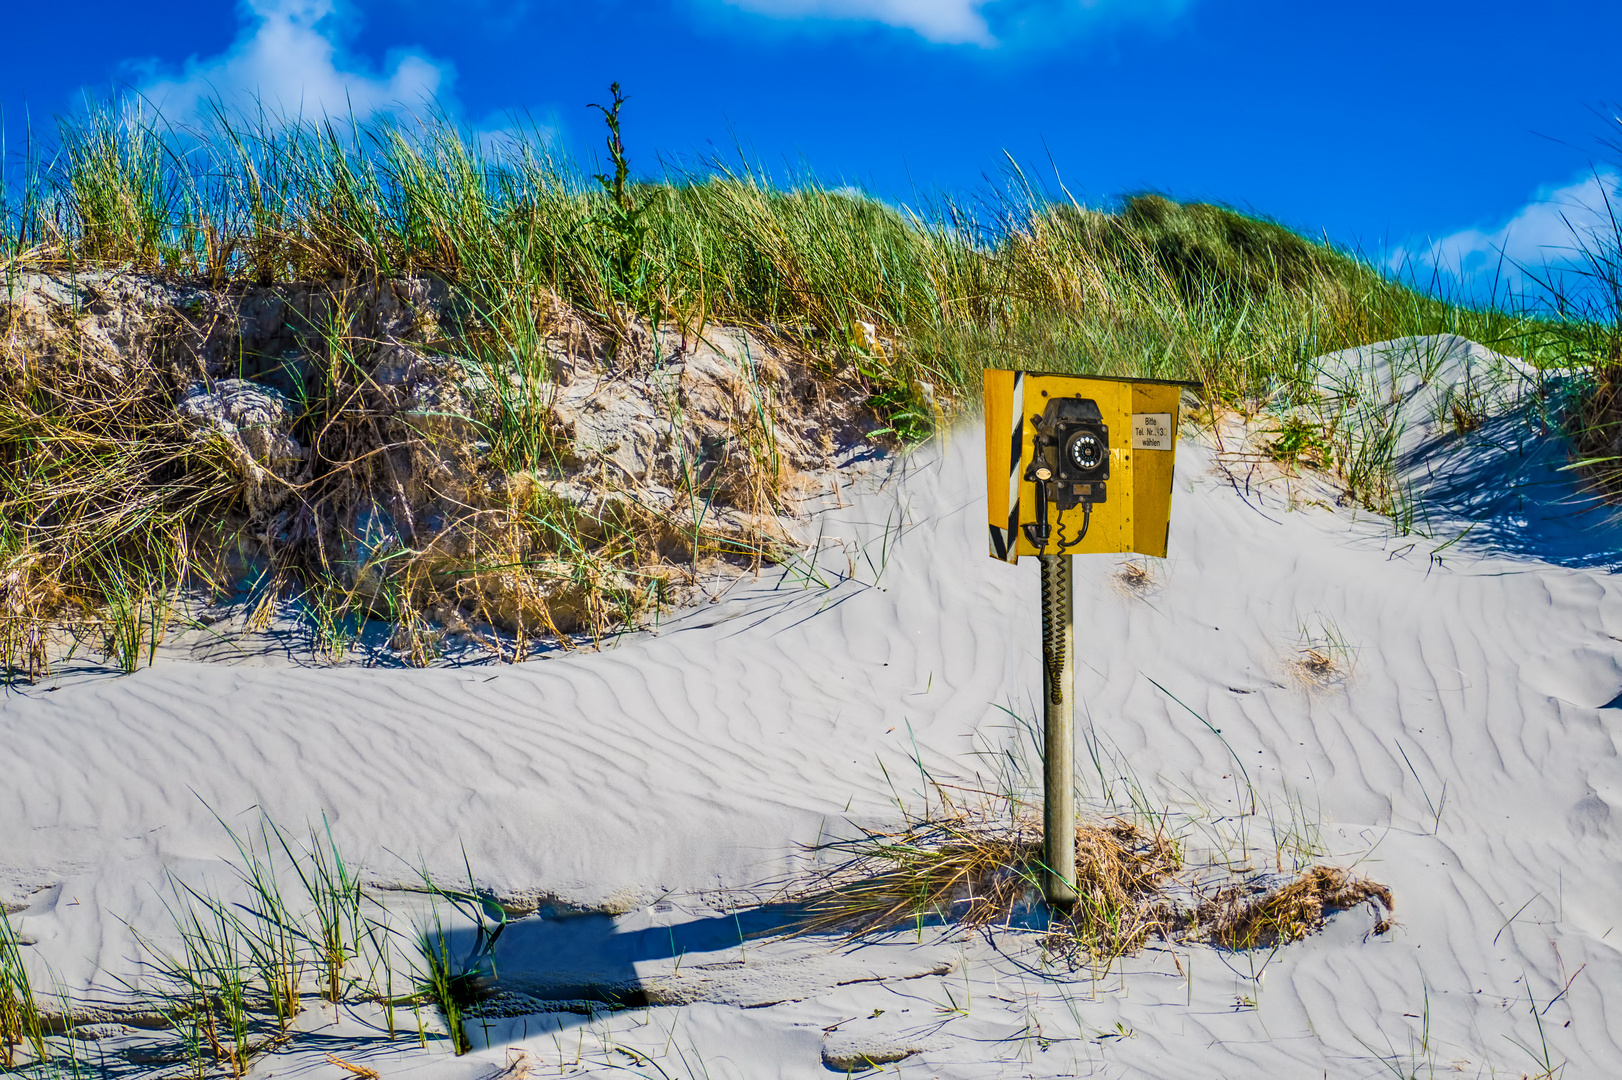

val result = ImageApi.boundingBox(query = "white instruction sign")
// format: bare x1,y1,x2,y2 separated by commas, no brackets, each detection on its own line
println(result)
1131,413,1172,450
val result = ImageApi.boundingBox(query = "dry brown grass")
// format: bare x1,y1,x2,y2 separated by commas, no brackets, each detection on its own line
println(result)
1201,865,1393,950
795,811,1039,939
1292,647,1343,684
1056,816,1184,955
0,285,241,678
795,803,1392,962
1287,616,1356,689
1115,560,1153,591
794,803,1181,958
325,1053,382,1080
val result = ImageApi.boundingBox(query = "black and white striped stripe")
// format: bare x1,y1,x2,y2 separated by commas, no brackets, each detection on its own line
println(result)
989,371,1024,562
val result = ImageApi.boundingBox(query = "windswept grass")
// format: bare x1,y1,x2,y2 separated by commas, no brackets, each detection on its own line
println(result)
0,97,1600,677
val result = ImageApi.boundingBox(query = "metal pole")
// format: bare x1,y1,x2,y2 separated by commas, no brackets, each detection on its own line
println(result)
1039,553,1077,907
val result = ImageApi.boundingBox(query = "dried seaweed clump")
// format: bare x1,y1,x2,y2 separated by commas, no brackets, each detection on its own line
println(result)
1058,817,1182,955
1201,865,1393,950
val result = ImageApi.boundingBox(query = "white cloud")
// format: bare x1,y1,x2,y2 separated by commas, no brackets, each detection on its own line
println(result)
468,109,562,159
1393,171,1621,298
724,0,996,44
125,0,454,122
718,0,1189,46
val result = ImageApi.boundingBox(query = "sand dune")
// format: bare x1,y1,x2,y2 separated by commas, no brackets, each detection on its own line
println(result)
3,338,1620,1077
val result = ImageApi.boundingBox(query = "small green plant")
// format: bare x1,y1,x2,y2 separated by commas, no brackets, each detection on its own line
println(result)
1396,741,1449,835
93,560,173,673
590,82,632,215
1320,372,1406,516
587,82,655,317
157,884,255,1077
5,809,525,1074
361,917,401,1039
224,832,301,1030
1267,785,1325,871
1145,675,1257,815
1505,979,1568,1080
1263,413,1332,468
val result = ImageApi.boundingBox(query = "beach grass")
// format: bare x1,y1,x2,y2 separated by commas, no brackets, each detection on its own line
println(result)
0,97,1607,677
406,856,507,1057
0,907,49,1070
115,809,508,1074
1549,209,1622,500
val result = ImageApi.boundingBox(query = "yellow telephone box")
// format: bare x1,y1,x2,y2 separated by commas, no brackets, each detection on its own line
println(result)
983,370,1189,563
984,369,1193,908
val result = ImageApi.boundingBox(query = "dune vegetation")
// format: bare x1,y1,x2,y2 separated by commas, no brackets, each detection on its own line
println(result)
0,94,1610,679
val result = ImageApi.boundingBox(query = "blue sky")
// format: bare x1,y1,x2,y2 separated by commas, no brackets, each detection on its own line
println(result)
4,0,1620,298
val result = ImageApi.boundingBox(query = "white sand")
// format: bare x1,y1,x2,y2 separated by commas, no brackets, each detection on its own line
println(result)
4,337,1621,1077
